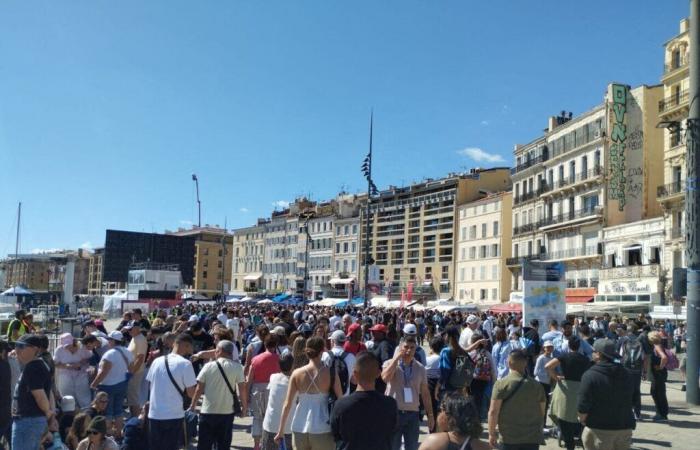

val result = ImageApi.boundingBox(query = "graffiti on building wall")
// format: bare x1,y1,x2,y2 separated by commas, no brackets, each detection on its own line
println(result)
609,84,627,211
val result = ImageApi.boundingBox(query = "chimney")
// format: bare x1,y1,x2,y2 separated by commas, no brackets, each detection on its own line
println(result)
548,116,558,132
681,18,690,33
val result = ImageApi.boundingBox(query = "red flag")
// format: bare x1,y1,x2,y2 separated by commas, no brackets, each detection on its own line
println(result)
407,282,414,302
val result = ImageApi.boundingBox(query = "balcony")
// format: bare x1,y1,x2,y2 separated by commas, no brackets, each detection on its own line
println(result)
506,254,543,266
512,222,539,236
539,206,602,229
657,181,685,200
669,227,685,240
541,245,602,261
511,154,548,175
543,167,603,196
659,89,689,114
664,59,688,75
513,184,552,205
600,264,660,280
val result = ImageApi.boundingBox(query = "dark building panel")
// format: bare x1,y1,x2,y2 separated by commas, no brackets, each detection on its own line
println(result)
103,230,195,284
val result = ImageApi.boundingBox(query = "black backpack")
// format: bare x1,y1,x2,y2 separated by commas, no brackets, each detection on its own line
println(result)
622,336,644,371
330,351,350,394
447,351,475,391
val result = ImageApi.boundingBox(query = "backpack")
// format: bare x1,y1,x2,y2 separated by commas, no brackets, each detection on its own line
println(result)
330,351,350,394
622,336,644,371
472,349,492,381
120,417,148,450
664,348,679,370
447,351,475,390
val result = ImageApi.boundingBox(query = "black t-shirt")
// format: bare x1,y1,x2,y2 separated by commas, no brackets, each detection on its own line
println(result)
14,359,51,417
558,352,591,381
186,331,214,354
331,390,398,450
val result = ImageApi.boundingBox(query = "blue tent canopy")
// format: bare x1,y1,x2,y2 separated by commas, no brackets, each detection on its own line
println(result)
272,293,291,303
334,297,365,308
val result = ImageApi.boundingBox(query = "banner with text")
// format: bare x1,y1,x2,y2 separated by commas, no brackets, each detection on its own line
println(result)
523,261,566,327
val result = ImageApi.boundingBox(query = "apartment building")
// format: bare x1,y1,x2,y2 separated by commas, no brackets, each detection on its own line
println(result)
657,18,690,289
230,220,266,295
360,168,511,302
168,226,234,298
508,83,664,305
455,191,512,304
87,248,126,296
307,207,334,300
1,250,91,297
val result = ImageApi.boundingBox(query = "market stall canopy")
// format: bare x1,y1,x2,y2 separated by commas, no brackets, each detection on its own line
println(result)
244,273,263,281
102,291,128,313
1,286,33,296
328,277,355,285
488,302,522,314
258,299,273,304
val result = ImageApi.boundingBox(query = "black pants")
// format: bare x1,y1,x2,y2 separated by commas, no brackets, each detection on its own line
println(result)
539,382,551,426
651,369,669,418
469,379,489,419
629,369,642,416
197,413,234,450
559,420,581,450
149,418,183,450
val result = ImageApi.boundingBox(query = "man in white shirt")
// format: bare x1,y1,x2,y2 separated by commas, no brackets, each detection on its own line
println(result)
226,310,242,344
146,333,197,450
322,330,355,395
190,340,247,450
217,307,228,326
329,310,342,332
459,315,480,350
125,320,148,416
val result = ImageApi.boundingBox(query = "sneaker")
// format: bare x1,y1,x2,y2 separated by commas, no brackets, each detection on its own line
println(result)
652,414,668,422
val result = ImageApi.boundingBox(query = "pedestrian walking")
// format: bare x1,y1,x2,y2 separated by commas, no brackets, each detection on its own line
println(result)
647,331,669,421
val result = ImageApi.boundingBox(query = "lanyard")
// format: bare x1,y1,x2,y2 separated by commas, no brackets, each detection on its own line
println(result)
399,359,413,385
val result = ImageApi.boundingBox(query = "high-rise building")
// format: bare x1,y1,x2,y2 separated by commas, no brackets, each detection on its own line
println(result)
456,191,512,305
360,169,511,302
658,18,691,292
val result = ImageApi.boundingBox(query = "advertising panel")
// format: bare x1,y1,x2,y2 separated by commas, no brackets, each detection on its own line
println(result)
523,261,566,326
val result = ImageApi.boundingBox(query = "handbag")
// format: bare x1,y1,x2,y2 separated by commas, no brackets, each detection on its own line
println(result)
216,361,242,415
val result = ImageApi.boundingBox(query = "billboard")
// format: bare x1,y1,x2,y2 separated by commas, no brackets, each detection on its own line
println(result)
523,261,566,327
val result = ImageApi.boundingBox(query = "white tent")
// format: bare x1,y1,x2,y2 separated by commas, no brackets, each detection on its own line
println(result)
1,286,33,296
258,299,273,304
102,291,128,314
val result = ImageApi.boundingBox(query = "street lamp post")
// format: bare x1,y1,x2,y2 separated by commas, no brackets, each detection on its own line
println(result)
302,212,314,307
361,113,378,309
192,174,201,228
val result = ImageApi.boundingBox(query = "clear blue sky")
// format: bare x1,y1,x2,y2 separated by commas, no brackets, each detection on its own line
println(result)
0,0,689,255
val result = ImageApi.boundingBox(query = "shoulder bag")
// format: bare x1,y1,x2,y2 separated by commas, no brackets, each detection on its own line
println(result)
115,348,132,381
216,360,243,415
164,356,197,443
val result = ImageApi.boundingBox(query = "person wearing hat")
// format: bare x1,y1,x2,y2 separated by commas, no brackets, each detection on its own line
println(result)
343,322,366,355
11,334,57,450
577,338,635,450
76,416,119,450
322,330,355,395
90,331,135,440
534,340,555,429
124,320,148,417
392,324,427,366
369,324,394,393
5,310,27,344
458,314,480,351
272,326,291,355
54,333,92,409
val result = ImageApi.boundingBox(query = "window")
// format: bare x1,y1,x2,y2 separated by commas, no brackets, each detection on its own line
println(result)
344,225,349,235
460,268,465,282
343,243,349,253
425,267,432,279
491,244,499,257
343,260,349,272
442,265,449,277
469,247,476,259
493,221,499,236
492,265,498,280
202,271,208,279
514,213,519,227
336,243,341,253
217,261,222,268
461,247,466,260
461,227,467,240
335,260,340,272
471,267,475,280
479,245,487,258
351,259,356,272
480,289,487,300
583,194,599,212
468,226,476,239
514,243,519,258
492,288,498,300
336,226,341,235
352,224,358,234
481,223,487,238
203,248,209,256
351,242,357,253
480,266,486,280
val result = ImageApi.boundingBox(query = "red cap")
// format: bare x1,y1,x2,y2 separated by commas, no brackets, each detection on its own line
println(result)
348,323,361,334
369,324,387,333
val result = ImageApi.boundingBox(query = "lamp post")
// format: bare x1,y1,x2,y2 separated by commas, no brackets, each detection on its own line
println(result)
361,113,379,309
192,174,201,228
301,211,315,306
686,0,700,405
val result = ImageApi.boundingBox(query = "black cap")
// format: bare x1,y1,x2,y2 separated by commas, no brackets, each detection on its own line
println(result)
15,334,43,348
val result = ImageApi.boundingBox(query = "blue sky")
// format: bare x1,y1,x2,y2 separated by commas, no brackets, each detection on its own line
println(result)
0,0,689,254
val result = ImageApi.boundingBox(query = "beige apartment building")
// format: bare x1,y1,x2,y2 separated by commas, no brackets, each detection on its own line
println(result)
230,220,266,296
455,191,512,304
87,248,126,296
1,250,91,295
657,18,690,289
169,226,233,298
360,168,511,302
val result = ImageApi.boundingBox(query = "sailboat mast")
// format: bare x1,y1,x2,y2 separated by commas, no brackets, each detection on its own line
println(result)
13,202,21,295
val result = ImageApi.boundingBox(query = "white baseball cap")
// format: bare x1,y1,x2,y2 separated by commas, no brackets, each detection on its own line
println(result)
402,323,417,335
466,314,479,324
60,396,76,412
330,330,346,343
107,331,124,342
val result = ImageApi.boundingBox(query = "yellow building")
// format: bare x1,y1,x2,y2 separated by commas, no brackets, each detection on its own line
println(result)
169,226,233,298
360,168,511,302
1,250,91,295
87,248,126,296
658,18,690,284
456,192,512,305
230,220,267,295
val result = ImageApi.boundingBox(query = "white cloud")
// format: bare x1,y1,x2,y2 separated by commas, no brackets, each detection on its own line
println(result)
79,241,94,251
239,207,249,213
480,120,490,126
272,200,290,209
457,147,505,163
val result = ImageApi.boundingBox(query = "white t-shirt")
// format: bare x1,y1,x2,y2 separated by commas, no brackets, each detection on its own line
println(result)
226,318,241,339
329,315,342,331
100,347,134,386
146,354,197,420
263,373,292,434
127,334,148,374
54,345,91,379
322,347,355,395
196,358,244,414
459,327,475,350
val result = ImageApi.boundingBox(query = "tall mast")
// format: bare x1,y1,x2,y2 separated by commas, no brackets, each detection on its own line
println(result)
13,202,21,295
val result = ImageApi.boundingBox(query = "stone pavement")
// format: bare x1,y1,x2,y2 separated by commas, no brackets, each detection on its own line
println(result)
223,375,698,450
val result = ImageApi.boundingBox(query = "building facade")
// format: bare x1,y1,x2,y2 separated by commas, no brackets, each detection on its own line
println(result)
307,210,334,300
1,250,91,297
360,168,511,302
168,227,234,298
230,220,266,295
658,18,690,291
455,191,512,304
87,248,126,296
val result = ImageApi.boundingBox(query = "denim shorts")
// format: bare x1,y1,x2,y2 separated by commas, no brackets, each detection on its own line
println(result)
11,416,47,450
98,380,128,419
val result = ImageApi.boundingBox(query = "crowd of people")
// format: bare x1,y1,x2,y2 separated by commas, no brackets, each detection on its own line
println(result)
0,303,689,450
